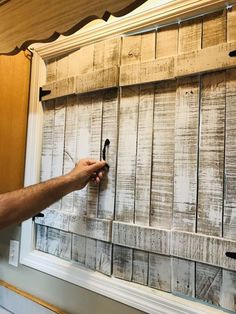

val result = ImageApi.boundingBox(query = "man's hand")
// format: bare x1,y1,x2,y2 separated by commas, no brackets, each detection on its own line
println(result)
66,159,107,191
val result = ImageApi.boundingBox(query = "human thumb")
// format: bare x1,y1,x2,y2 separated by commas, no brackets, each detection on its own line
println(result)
87,160,106,174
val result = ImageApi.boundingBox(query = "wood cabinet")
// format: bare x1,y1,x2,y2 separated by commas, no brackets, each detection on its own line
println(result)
0,52,31,193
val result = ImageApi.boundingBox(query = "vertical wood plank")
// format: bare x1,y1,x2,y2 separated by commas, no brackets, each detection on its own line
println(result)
178,17,202,53
46,58,57,83
220,269,236,312
156,24,178,58
173,77,199,232
227,6,236,42
171,258,195,297
113,245,132,281
35,224,47,252
98,90,118,219
202,10,226,48
197,72,225,236
150,81,176,229
148,253,171,292
47,227,60,256
77,44,94,74
72,234,86,264
224,68,236,240
104,38,121,68
196,263,222,306
121,35,141,65
116,86,139,222
96,241,112,276
93,41,105,71
135,84,154,226
85,238,97,270
132,250,148,286
140,32,156,62
59,231,71,260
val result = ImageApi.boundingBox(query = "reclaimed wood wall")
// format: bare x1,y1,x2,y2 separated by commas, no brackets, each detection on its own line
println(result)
35,7,236,312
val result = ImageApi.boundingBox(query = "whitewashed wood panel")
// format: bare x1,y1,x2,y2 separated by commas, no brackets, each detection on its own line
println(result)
47,227,60,257
196,263,222,307
224,68,236,240
35,224,47,252
85,238,97,270
173,77,199,232
202,10,226,48
98,90,118,219
150,81,176,229
171,258,195,297
132,250,148,286
220,269,236,312
112,221,170,255
197,72,225,236
40,101,54,182
96,241,112,276
227,6,236,42
46,59,57,84
148,254,171,292
178,17,202,54
113,245,132,281
61,95,78,213
71,234,86,264
115,86,139,222
35,209,69,231
122,35,141,65
59,231,71,260
171,230,236,271
135,84,154,226
69,215,112,242
140,32,156,62
156,24,178,58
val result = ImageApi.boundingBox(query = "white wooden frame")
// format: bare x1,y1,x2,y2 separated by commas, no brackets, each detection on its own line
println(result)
20,1,235,313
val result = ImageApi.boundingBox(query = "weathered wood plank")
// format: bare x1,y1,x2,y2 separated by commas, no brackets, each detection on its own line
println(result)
220,269,236,312
197,72,225,236
150,81,176,229
224,68,236,240
227,6,236,42
69,215,112,242
71,234,86,264
76,44,94,75
171,230,236,271
115,86,139,222
113,245,132,281
178,17,202,53
196,263,222,307
94,38,121,71
98,90,118,219
148,253,171,292
40,101,54,182
96,241,112,276
46,58,57,84
47,227,60,257
140,32,156,62
135,84,154,226
35,209,69,231
85,238,97,270
59,230,71,260
112,221,170,255
35,224,47,252
173,77,199,232
171,258,195,297
156,24,178,58
61,95,78,213
132,250,148,285
202,10,226,48
122,35,141,65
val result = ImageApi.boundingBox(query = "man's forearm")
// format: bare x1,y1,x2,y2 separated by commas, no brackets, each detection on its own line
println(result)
0,174,74,229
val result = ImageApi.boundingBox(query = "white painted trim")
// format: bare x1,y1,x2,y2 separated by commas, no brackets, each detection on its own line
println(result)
21,3,232,313
32,0,236,59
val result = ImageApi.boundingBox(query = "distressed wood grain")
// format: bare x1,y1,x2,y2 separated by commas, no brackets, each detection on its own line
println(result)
220,269,236,312
76,44,95,75
69,215,112,242
47,227,60,257
173,77,199,232
94,38,121,70
59,231,71,260
224,68,236,240
135,84,154,226
196,263,222,307
156,24,178,58
227,6,236,42
35,209,69,231
85,238,97,270
171,230,236,271
35,224,47,252
178,17,202,54
171,258,195,297
202,10,226,48
122,35,141,65
132,250,148,285
140,32,156,62
98,90,118,219
46,58,57,84
197,72,225,236
112,221,170,255
71,234,86,264
113,245,132,281
96,241,112,276
115,86,139,222
61,95,78,213
150,81,176,229
148,253,171,292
